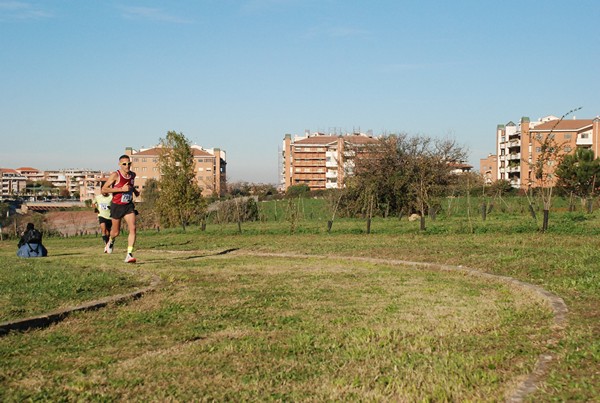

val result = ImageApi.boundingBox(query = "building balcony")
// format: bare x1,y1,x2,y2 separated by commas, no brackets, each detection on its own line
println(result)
325,170,337,178
508,153,521,160
576,136,592,146
508,166,520,173
294,160,325,167
508,140,521,148
499,155,506,161
510,179,521,188
325,160,337,168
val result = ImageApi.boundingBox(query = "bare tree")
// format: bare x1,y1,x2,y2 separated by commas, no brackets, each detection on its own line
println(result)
405,136,467,231
528,107,581,231
325,188,344,233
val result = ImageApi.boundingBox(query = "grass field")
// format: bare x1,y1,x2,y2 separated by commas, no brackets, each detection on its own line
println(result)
1,203,599,401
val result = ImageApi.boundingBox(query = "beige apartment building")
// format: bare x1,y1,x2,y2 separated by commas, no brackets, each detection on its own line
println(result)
125,145,227,198
0,168,27,199
281,132,379,191
483,115,600,189
479,154,498,185
16,167,45,182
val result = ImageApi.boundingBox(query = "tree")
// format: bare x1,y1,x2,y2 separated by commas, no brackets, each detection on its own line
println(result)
405,136,467,230
529,107,582,231
59,187,70,199
138,178,161,229
489,179,513,196
155,131,206,230
348,134,413,218
286,184,310,198
0,202,9,240
350,134,466,230
555,148,600,212
324,188,345,232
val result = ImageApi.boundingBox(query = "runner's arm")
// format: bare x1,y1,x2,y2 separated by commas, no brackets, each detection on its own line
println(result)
101,173,122,194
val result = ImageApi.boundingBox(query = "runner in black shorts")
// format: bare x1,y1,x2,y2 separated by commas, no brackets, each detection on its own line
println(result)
110,202,136,219
92,188,113,248
101,154,140,263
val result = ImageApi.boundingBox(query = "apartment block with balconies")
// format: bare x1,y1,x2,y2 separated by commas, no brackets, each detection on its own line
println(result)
0,168,27,199
489,115,600,189
281,132,379,191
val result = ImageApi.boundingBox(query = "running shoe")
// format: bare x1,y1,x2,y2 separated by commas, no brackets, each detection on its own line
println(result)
124,254,136,263
105,241,114,254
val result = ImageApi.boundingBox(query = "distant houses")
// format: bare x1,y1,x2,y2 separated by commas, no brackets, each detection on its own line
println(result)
0,167,105,201
0,143,227,201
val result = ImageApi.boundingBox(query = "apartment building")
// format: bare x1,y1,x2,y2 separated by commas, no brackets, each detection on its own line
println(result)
479,154,498,185
281,132,379,191
0,166,106,201
0,168,26,199
125,145,227,198
45,169,103,197
484,115,600,189
80,173,110,201
16,167,45,182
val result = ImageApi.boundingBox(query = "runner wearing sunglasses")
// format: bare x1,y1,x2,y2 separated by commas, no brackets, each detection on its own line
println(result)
101,154,140,263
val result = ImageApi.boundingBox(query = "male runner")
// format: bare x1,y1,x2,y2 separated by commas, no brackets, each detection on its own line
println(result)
101,154,140,263
92,184,112,249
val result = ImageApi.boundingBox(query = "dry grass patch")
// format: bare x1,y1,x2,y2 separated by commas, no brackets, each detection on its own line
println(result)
0,253,553,401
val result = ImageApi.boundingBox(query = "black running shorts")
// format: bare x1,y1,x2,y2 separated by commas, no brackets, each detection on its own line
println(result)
110,203,135,220
98,216,113,229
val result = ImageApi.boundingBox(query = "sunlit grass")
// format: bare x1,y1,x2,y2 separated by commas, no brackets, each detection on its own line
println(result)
0,252,552,401
1,211,599,401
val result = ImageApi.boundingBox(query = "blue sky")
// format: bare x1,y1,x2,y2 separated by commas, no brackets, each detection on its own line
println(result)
1,1,599,183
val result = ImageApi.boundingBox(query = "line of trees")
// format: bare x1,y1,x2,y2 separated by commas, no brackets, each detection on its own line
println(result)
133,130,600,234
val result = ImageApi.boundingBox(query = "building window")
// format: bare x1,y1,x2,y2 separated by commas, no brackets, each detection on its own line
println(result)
536,147,541,153
564,146,572,152
564,133,572,139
